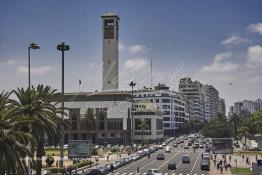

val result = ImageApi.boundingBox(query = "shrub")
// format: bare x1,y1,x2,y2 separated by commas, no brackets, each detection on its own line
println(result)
45,156,54,167
91,149,98,155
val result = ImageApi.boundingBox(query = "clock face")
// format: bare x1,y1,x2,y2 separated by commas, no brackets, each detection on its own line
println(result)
104,19,114,39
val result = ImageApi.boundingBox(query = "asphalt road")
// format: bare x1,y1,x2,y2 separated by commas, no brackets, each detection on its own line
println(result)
110,142,209,175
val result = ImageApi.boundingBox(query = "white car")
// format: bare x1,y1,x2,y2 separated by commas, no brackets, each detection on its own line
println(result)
162,143,166,146
146,169,163,175
165,146,171,153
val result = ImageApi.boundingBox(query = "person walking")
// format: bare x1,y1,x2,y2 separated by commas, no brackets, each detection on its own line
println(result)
111,164,114,173
213,159,216,166
220,164,223,174
225,163,228,172
68,165,72,175
63,166,67,175
137,166,140,173
229,155,231,162
246,157,248,165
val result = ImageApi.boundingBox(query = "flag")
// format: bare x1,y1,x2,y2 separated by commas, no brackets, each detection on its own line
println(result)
79,79,82,85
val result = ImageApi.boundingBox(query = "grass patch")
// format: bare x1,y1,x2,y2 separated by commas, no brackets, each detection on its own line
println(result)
45,149,68,156
230,167,252,174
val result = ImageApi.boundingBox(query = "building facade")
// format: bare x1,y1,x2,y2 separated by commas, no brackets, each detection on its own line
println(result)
179,77,205,122
60,92,132,145
101,13,119,91
208,85,220,119
132,102,164,143
133,84,186,136
219,98,226,116
254,98,262,111
233,100,255,116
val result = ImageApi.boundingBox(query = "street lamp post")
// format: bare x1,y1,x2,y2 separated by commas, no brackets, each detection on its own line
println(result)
57,42,70,167
129,81,136,145
28,43,40,88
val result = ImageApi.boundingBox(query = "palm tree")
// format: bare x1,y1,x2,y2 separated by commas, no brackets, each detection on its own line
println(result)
11,85,62,175
230,113,240,139
138,120,150,147
0,91,35,174
80,108,97,143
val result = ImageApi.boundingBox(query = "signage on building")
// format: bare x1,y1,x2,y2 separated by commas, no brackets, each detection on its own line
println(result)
212,138,233,154
68,140,91,158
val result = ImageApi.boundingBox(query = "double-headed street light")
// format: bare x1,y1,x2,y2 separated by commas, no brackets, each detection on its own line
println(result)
28,43,40,88
57,42,70,167
129,81,136,145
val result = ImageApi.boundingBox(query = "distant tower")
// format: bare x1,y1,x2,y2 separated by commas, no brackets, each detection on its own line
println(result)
101,13,119,91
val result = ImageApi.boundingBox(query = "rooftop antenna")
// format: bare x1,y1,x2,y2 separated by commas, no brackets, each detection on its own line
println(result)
151,58,153,89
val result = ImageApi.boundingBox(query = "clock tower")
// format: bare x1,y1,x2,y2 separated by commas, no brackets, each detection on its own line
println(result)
101,13,119,91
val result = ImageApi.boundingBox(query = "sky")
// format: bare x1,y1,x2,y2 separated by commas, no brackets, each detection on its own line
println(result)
1,0,262,112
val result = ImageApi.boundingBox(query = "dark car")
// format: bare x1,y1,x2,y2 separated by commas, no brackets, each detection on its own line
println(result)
168,160,177,169
156,153,165,160
200,160,210,171
98,166,110,175
84,169,103,175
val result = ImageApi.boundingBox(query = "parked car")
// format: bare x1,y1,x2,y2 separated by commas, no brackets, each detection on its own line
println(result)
146,169,163,175
168,160,177,170
165,146,171,153
199,144,204,148
156,153,165,160
200,159,210,170
98,166,110,175
182,155,190,163
84,169,103,175
173,143,178,147
184,145,189,149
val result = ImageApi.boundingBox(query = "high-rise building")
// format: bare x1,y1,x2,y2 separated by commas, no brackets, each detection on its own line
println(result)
233,100,255,115
101,13,119,91
133,84,186,136
254,98,262,111
219,98,226,116
179,77,205,122
208,85,220,119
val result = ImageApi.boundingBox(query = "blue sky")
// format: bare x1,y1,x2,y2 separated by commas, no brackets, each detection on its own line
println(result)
1,0,262,110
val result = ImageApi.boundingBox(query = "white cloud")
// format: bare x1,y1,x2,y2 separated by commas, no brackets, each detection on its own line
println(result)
128,44,146,54
119,42,125,51
249,76,260,83
247,22,262,34
201,62,239,73
214,52,232,62
200,52,239,73
124,58,148,72
0,59,17,66
17,65,51,75
246,45,262,68
221,33,249,46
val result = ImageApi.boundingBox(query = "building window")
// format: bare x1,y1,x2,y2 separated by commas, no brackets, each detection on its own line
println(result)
96,108,107,130
150,99,153,102
162,98,170,103
71,112,77,130
101,133,105,137
110,133,115,137
74,134,77,140
108,60,111,64
163,117,170,121
107,119,123,130
162,105,170,109
156,119,163,130
135,119,142,130
108,81,111,84
156,99,159,103
163,111,170,115
82,134,86,140
164,123,170,127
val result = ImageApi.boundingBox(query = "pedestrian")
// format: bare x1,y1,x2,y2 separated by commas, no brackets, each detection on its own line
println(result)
107,155,109,162
211,154,213,160
215,154,217,160
220,164,223,174
63,166,66,175
242,155,245,161
246,157,248,165
229,155,231,162
137,166,140,173
119,153,121,158
225,163,228,172
202,154,203,159
223,159,227,165
148,154,150,159
82,169,84,174
111,164,114,173
68,165,72,175
217,162,220,170
213,159,216,166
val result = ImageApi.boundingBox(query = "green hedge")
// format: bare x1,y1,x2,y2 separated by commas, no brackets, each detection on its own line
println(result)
44,160,93,173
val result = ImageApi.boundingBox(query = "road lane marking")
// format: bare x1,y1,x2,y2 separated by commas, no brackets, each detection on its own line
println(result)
190,150,202,173
116,156,149,173
129,173,133,175
139,159,157,171
158,151,183,169
171,161,182,174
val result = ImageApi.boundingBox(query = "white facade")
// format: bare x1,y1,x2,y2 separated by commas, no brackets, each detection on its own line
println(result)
132,102,164,143
133,85,186,136
233,100,255,115
101,13,119,91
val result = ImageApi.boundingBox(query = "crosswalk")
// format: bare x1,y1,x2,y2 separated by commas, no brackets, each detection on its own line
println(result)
111,173,205,175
